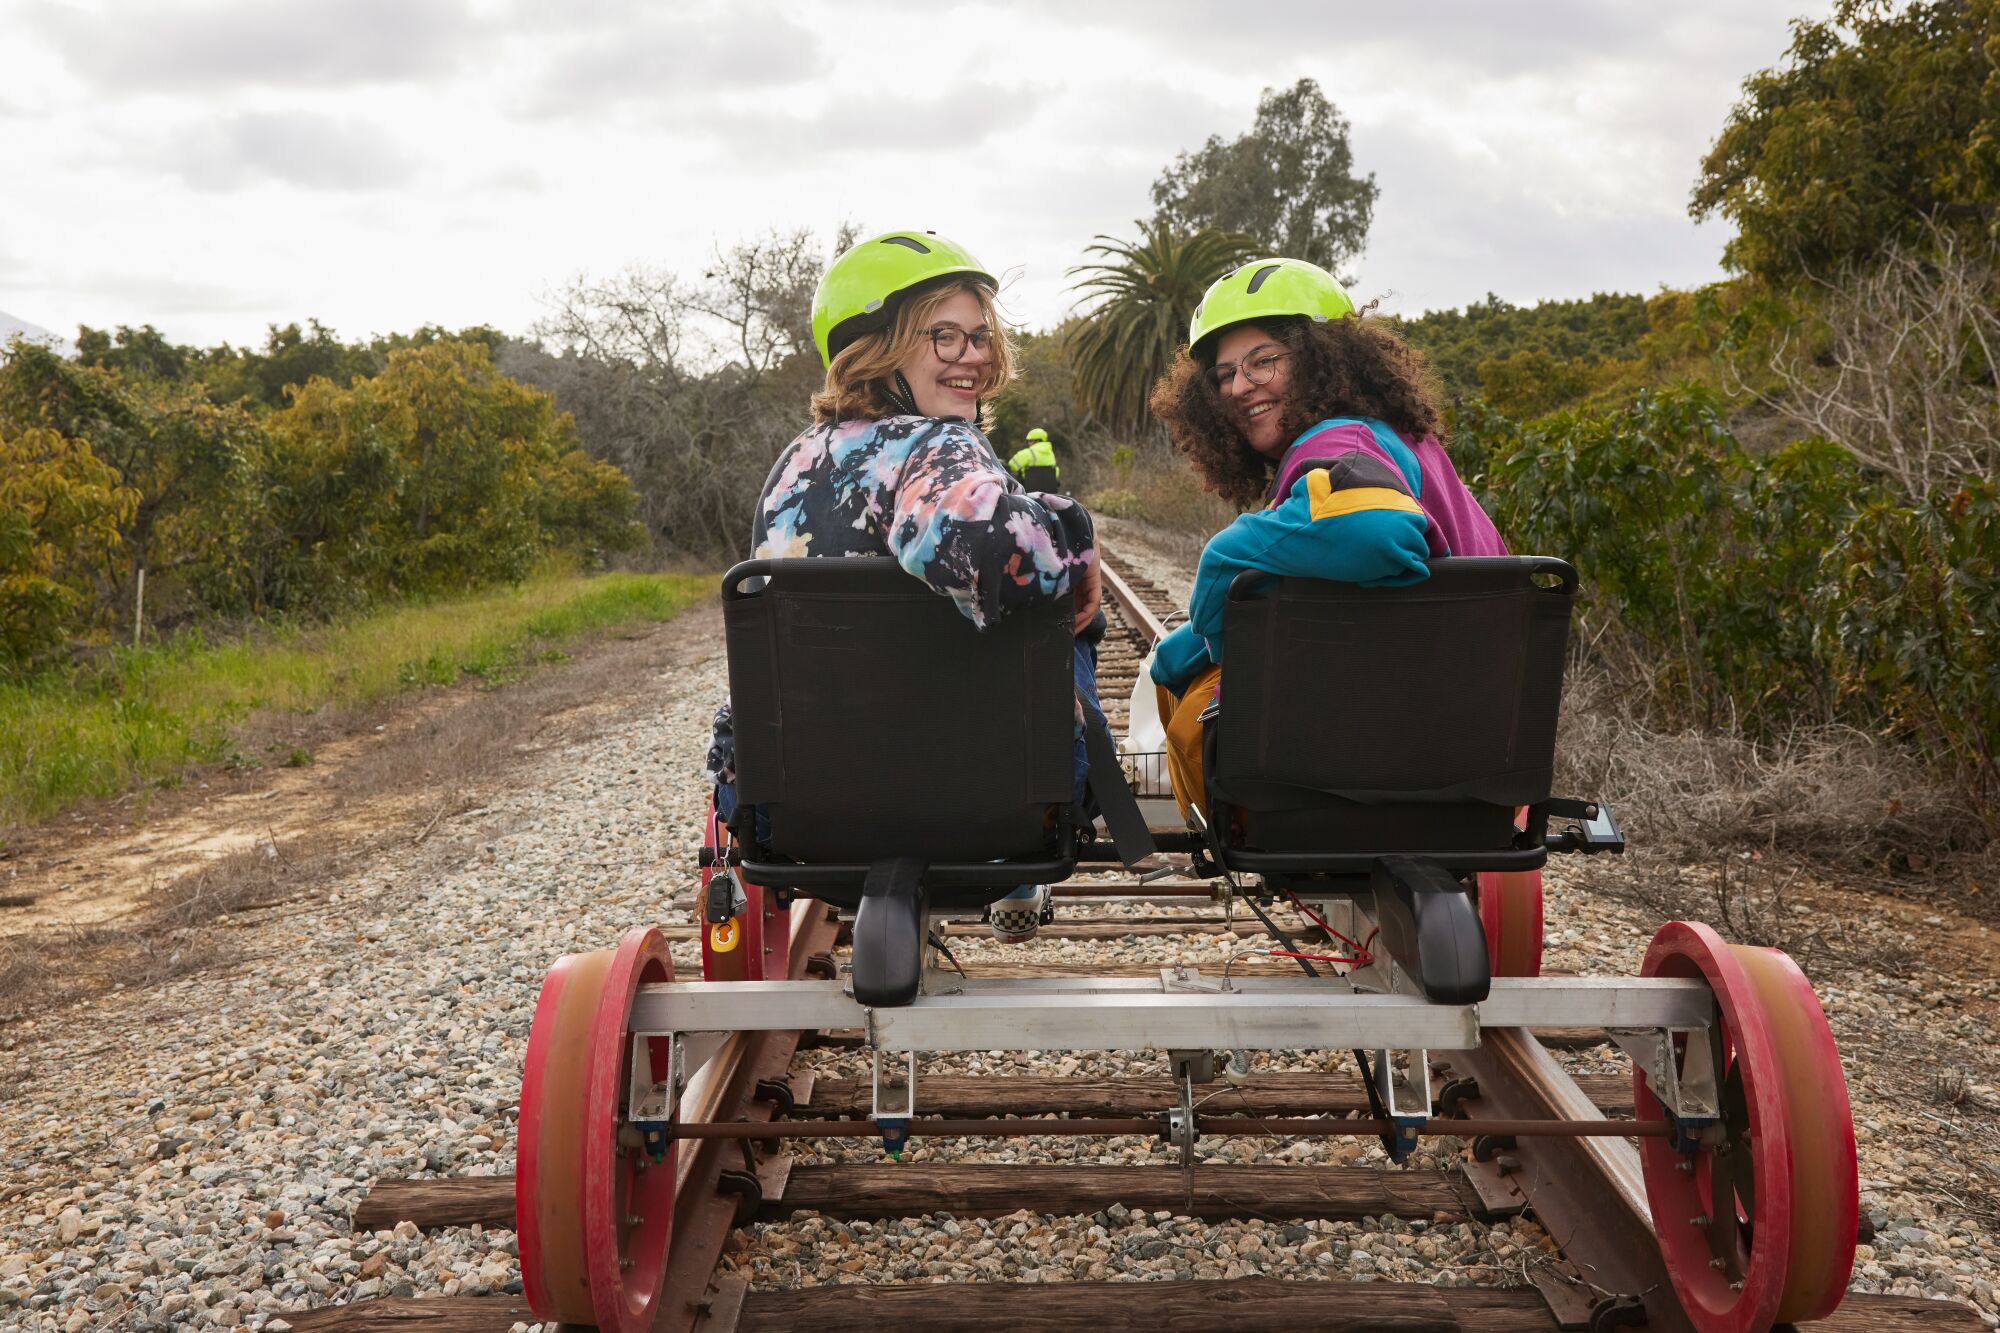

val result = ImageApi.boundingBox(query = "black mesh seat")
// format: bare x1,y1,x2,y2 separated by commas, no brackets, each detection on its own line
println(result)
1206,557,1577,876
723,557,1077,914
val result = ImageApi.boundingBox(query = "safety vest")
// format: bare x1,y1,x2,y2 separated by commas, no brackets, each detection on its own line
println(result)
1007,439,1059,482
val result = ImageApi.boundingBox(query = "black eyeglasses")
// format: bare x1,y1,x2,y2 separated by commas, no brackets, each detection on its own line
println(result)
924,325,994,362
1207,348,1292,391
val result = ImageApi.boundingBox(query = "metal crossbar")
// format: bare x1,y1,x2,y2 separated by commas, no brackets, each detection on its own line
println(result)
627,975,1712,1054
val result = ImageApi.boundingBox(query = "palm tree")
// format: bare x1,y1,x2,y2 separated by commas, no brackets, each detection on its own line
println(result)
1064,221,1261,437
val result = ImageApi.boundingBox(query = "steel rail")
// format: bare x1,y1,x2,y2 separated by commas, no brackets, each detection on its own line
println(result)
655,897,841,1333
1449,1029,1694,1329
1100,555,1168,643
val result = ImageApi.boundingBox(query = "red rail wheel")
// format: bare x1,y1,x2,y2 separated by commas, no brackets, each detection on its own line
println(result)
1475,808,1543,977
1474,868,1544,976
1636,921,1857,1332
518,927,678,1332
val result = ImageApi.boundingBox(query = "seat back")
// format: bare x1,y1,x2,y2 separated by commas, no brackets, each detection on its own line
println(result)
724,557,1075,868
1211,558,1575,859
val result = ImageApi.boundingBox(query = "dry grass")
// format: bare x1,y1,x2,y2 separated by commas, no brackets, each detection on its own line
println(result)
0,834,351,1033
1085,457,1238,541
1576,850,1911,969
1553,655,1995,959
1554,660,1960,869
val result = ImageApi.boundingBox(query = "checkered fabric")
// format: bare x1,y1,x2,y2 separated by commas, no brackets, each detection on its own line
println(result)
989,885,1050,943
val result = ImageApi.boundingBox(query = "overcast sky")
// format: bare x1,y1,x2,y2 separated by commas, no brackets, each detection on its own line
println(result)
0,0,1832,351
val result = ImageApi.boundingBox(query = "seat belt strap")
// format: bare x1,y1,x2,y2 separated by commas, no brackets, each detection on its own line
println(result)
1082,709,1157,869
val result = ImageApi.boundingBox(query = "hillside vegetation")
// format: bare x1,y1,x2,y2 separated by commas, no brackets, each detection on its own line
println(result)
1,335,643,673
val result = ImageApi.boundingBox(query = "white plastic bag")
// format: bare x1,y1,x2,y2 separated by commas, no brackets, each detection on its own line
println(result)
1123,647,1167,754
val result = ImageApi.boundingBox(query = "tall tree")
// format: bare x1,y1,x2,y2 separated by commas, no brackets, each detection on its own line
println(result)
1151,78,1378,274
1692,0,2000,283
1064,222,1261,437
74,324,193,383
207,320,384,409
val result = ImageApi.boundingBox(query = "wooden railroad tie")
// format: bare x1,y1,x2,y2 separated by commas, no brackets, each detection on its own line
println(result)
282,1280,1985,1332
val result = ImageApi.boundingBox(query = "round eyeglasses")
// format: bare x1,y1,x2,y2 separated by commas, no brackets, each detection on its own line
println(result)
1207,348,1293,391
924,325,994,362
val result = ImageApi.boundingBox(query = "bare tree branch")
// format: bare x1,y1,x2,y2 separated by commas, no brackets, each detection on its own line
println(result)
1741,226,2000,499
513,224,860,557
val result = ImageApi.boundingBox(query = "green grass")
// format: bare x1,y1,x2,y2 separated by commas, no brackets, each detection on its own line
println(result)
0,570,716,829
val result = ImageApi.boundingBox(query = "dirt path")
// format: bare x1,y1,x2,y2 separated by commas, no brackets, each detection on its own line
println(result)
0,599,726,1021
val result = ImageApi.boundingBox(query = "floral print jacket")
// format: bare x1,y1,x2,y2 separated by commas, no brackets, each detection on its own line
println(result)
706,414,1096,787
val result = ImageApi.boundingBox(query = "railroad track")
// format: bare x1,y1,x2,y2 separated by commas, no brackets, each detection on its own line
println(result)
1090,557,1175,740
294,553,1980,1333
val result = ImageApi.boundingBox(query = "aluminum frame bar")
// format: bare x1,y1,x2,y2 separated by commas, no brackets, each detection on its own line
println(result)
629,975,1710,1054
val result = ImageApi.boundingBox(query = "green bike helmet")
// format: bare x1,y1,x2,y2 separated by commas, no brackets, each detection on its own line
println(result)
1026,427,1049,443
1187,257,1355,356
812,230,996,367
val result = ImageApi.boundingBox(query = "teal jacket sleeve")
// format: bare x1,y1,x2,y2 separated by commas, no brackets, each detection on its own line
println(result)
1166,454,1431,682
1149,622,1214,695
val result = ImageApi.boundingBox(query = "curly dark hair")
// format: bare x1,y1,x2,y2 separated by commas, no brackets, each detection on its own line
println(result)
1149,315,1447,510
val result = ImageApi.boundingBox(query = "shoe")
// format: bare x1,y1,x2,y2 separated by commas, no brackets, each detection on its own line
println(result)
989,884,1050,943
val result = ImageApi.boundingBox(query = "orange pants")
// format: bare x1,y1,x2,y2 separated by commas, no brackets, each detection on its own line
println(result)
1157,663,1223,826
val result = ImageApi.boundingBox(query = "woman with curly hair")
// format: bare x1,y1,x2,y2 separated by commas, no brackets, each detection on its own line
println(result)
1144,257,1506,820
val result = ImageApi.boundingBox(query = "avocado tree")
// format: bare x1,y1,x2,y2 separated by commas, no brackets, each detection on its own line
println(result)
1692,0,1999,282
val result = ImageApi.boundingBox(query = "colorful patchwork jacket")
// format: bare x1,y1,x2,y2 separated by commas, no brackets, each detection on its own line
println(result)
1149,416,1506,694
706,414,1097,786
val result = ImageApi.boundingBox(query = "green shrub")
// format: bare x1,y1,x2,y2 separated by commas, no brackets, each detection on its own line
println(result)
0,425,137,668
1083,488,1143,519
1823,480,1998,813
1464,381,1990,826
1480,385,1749,725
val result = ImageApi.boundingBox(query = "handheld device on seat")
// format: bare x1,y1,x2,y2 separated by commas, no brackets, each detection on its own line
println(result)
1200,557,1586,1002
721,557,1078,1006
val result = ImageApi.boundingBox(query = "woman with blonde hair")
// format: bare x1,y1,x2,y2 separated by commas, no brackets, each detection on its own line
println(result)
707,229,1102,940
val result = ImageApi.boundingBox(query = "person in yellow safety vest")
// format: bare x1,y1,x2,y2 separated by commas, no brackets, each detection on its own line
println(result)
1007,427,1062,493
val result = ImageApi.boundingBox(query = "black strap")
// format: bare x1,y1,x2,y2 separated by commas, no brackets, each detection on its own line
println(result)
1082,709,1157,869
882,371,918,415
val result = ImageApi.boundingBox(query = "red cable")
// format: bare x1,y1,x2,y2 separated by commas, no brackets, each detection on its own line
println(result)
1283,890,1375,967
1267,948,1372,967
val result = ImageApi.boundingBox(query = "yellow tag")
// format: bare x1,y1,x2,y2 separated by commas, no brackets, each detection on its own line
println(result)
709,919,741,953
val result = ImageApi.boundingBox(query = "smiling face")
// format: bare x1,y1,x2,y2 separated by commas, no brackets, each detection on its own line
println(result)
893,286,992,420
1211,323,1296,459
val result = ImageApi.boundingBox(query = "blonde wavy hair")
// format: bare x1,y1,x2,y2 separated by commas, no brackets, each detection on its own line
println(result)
810,279,1015,427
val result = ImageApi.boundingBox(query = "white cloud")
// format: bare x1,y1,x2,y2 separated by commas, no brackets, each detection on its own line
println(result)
23,0,484,92
518,7,824,121
146,111,420,192
709,80,1016,165
0,0,1838,344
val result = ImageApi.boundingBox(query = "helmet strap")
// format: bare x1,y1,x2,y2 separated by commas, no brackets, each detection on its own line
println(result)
881,370,919,416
